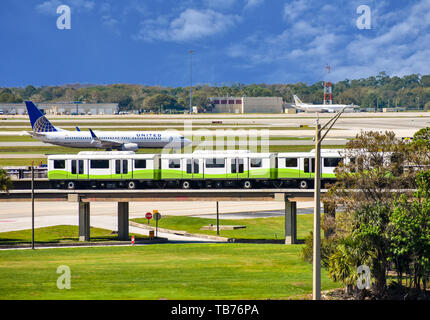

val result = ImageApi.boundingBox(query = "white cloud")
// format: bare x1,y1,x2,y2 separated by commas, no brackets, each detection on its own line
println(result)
36,0,94,15
97,3,121,34
136,8,241,42
283,0,310,21
244,0,264,10
226,0,430,83
329,0,430,81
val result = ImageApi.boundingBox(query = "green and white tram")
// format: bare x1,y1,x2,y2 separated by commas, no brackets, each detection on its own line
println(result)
47,149,345,189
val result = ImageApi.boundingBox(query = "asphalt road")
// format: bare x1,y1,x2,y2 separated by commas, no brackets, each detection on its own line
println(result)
0,200,315,242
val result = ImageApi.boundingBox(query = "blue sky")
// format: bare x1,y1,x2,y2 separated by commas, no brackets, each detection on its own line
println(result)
0,0,429,87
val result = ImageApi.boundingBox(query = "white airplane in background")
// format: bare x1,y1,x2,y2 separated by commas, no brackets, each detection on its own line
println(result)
293,95,356,113
25,101,191,151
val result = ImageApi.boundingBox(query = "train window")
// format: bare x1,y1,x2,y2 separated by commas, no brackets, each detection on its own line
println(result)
90,160,109,169
206,158,225,168
123,160,128,174
238,159,244,173
54,160,65,169
285,158,298,167
304,158,315,173
71,160,76,174
135,159,146,169
324,158,342,167
231,160,236,173
250,158,262,168
79,160,84,174
194,159,199,174
169,159,181,169
116,160,121,174
187,159,192,174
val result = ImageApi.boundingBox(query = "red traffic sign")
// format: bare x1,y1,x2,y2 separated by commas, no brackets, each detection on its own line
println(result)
145,212,152,220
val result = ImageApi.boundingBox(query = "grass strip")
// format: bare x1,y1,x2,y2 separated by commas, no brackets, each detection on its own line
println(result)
0,225,146,245
0,243,340,299
131,215,314,241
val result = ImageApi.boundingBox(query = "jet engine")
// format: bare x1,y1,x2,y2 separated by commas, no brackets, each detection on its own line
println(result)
121,143,138,151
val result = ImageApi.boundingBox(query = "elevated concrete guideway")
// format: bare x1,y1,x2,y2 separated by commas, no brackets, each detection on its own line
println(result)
0,189,324,201
0,189,328,244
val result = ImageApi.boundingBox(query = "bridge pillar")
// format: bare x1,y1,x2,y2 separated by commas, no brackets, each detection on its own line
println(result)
78,202,90,242
275,193,297,245
285,200,297,244
118,202,129,241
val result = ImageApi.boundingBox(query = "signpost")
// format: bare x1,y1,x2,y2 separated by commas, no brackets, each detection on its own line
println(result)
153,210,161,238
145,212,152,224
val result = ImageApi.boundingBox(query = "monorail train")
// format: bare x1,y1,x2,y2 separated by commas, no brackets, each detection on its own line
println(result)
47,150,346,190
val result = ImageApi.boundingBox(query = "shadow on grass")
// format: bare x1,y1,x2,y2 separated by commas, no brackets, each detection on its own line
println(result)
227,238,305,244
0,236,148,246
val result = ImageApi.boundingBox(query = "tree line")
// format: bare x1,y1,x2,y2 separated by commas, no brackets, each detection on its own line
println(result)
0,72,429,112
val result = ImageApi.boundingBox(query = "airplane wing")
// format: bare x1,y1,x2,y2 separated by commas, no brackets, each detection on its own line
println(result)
88,129,124,148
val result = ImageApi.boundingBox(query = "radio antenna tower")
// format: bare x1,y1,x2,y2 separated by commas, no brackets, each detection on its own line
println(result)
323,65,332,105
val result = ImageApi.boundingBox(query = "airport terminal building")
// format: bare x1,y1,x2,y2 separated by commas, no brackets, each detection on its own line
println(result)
210,97,284,114
0,102,118,115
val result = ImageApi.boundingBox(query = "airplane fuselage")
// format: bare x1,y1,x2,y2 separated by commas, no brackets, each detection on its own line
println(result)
34,131,187,149
296,104,355,113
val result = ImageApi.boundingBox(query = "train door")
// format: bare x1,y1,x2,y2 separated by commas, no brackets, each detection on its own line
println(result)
302,157,315,178
230,157,247,179
184,158,203,179
184,158,193,180
114,159,129,179
229,158,243,179
69,159,86,180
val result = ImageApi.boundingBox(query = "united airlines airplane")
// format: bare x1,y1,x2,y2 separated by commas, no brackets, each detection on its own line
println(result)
25,101,191,151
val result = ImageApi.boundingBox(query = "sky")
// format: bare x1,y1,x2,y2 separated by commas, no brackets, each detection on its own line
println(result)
0,0,429,87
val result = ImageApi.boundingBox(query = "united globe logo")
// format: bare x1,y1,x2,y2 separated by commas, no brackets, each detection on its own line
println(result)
33,116,57,132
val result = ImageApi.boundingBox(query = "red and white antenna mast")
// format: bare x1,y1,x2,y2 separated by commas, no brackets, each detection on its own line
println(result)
323,65,332,105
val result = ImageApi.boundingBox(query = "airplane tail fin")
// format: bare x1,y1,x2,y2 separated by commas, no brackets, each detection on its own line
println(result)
25,101,58,133
293,95,303,106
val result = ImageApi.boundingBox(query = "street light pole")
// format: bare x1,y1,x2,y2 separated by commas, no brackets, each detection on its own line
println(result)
189,50,194,114
313,121,321,300
312,108,345,300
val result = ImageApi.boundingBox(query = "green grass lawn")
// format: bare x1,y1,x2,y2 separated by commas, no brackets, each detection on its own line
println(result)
0,243,340,299
0,158,47,167
0,225,147,245
132,215,314,241
0,136,35,142
0,214,342,299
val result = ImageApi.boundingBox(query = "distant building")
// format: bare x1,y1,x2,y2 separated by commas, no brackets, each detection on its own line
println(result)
209,97,284,114
0,102,118,115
